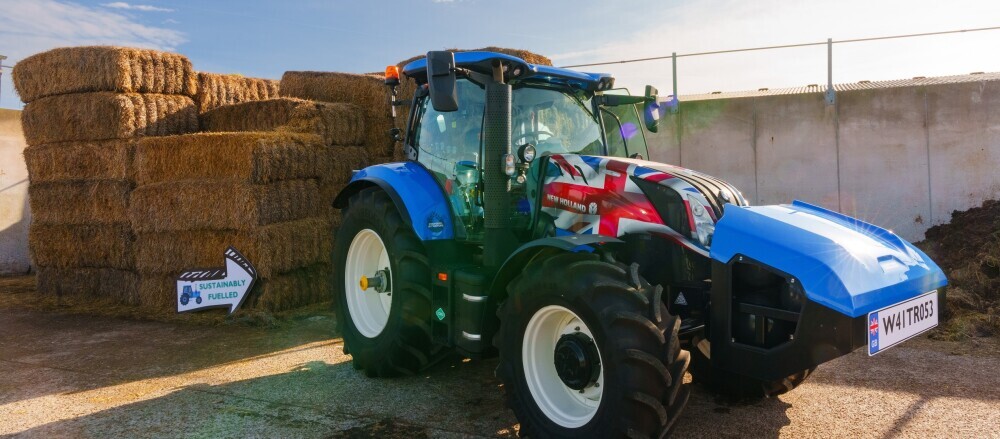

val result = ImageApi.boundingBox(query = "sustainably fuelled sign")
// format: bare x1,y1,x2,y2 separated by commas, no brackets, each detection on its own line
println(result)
176,247,257,314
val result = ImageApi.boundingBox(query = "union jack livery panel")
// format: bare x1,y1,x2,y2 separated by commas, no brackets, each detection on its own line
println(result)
538,154,747,257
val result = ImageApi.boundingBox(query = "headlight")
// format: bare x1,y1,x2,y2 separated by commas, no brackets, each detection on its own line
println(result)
687,195,715,247
518,143,536,163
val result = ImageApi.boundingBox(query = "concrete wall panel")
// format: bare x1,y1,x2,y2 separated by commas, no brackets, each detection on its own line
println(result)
678,98,757,201
926,80,1000,226
0,109,30,275
645,113,680,165
837,87,932,240
754,93,839,208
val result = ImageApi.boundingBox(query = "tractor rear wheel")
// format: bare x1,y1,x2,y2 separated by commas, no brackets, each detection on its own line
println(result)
496,252,690,438
333,187,439,377
688,334,815,398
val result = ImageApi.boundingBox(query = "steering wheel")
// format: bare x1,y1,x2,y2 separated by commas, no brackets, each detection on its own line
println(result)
513,130,556,145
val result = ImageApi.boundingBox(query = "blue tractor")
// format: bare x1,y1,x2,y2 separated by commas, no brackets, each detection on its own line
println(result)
179,284,202,306
332,51,947,437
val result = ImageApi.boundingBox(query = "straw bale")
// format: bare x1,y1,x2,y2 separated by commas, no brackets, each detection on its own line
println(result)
196,72,280,113
36,267,138,303
135,132,332,185
29,223,134,269
11,46,197,103
137,263,331,312
250,264,331,312
135,217,331,278
136,274,179,310
23,140,134,182
279,71,397,157
29,181,132,225
327,146,372,185
21,92,198,145
129,179,323,232
199,98,365,146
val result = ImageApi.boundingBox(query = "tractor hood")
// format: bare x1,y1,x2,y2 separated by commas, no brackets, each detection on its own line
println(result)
710,200,948,317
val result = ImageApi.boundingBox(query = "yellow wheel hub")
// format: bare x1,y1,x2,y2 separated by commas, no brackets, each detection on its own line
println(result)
359,275,369,290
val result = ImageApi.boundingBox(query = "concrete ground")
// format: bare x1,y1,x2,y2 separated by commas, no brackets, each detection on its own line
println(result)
1,302,999,438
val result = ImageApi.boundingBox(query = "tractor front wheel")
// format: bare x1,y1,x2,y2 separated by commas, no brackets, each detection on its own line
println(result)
496,252,690,438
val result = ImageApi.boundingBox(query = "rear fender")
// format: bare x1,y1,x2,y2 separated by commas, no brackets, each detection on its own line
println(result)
332,162,454,241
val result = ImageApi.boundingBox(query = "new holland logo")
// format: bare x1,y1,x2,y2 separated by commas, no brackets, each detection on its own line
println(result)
588,202,598,215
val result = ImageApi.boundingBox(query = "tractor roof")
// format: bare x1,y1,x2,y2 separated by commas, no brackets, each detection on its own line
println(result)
401,51,614,92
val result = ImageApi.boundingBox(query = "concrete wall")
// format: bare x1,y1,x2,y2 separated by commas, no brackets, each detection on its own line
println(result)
0,109,30,275
648,79,1000,241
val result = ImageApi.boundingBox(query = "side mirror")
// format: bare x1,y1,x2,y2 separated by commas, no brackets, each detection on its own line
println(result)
426,51,458,112
643,85,660,133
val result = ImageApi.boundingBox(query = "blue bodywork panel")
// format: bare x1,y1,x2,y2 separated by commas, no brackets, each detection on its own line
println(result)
345,162,454,241
402,51,612,92
711,200,947,318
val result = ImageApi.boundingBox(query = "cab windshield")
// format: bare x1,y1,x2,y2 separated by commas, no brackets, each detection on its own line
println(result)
511,86,603,157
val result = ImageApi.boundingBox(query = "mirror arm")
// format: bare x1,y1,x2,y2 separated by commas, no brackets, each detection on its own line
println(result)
599,107,630,157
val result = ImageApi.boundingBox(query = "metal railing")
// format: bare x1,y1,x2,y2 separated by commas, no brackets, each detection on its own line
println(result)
561,26,1000,106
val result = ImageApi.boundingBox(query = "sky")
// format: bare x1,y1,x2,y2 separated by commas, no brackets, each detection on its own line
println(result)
3,0,1000,109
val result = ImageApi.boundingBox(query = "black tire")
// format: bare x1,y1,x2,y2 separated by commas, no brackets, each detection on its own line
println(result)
687,333,815,399
333,187,440,377
496,252,690,438
195,297,202,305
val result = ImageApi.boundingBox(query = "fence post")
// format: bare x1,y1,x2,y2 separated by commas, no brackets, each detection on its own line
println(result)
670,52,679,113
825,38,836,105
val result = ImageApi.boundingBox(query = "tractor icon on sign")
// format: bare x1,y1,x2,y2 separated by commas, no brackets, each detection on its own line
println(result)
179,284,203,306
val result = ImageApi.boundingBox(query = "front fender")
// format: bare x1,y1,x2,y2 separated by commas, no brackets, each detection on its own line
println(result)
332,162,454,241
710,200,948,317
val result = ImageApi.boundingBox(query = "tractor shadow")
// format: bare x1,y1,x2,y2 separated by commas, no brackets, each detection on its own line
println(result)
0,307,340,406
10,356,518,438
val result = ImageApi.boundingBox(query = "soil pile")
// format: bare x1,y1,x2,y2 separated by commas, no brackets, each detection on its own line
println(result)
918,200,1000,338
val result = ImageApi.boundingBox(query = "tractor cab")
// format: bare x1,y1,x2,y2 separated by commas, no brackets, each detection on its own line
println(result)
397,52,654,242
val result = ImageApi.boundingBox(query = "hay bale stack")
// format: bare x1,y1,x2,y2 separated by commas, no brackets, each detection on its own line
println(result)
195,72,280,113
130,131,336,312
200,98,365,147
11,46,197,103
14,46,201,302
279,71,396,158
21,92,198,145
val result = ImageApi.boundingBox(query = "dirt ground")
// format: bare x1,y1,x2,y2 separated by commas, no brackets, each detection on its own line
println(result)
1,276,999,438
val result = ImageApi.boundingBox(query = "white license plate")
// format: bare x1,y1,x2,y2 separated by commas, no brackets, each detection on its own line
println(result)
868,290,939,356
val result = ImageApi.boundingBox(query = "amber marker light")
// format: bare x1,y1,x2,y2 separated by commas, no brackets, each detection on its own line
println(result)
385,65,400,85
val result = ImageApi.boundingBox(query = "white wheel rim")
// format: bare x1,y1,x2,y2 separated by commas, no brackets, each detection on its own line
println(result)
344,228,392,338
522,305,604,428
